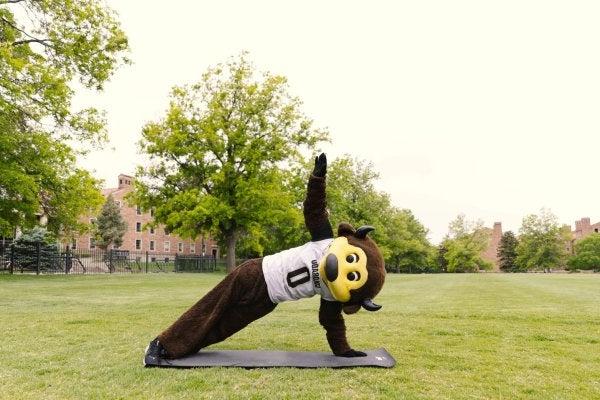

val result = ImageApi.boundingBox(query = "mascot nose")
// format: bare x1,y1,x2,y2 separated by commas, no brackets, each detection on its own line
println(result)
325,254,339,281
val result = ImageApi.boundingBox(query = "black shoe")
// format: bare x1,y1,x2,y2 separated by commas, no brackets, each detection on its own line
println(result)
143,338,167,367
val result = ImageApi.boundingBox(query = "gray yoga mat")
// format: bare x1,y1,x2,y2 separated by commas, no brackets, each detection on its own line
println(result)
145,348,395,369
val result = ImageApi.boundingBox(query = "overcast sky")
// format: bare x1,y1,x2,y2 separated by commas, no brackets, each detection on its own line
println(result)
76,0,600,243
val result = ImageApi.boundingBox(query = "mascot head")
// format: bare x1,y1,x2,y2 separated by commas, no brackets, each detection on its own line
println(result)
318,222,386,314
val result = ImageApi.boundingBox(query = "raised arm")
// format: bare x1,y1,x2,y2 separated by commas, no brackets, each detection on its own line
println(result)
303,153,334,241
318,299,366,357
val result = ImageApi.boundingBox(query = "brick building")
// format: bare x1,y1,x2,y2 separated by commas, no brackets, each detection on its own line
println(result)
568,217,600,254
73,174,219,258
481,222,503,271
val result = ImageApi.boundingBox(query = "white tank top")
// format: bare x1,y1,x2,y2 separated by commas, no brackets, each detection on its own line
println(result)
262,239,335,303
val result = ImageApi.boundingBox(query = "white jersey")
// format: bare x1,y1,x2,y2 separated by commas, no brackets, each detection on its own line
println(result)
262,239,335,303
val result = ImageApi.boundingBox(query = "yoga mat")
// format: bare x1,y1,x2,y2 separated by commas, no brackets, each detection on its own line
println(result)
144,348,395,369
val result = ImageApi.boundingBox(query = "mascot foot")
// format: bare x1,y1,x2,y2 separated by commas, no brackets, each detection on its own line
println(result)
143,338,168,367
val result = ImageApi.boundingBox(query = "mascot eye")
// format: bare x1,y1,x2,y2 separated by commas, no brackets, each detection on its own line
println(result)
347,271,361,281
346,253,359,263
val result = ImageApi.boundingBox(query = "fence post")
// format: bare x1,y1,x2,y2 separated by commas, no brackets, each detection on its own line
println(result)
145,251,149,273
109,249,113,274
175,253,179,273
65,246,71,274
9,245,14,275
36,241,41,275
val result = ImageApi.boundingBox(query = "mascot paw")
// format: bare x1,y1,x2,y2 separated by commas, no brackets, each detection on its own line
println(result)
313,153,327,177
339,349,367,357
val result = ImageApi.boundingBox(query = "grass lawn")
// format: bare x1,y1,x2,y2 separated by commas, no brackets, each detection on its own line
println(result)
1,273,599,399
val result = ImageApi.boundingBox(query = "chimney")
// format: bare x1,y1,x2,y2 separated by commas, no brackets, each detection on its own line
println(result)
118,174,134,189
581,217,591,228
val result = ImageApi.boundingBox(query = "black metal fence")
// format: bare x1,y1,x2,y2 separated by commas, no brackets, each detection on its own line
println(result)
1,244,221,274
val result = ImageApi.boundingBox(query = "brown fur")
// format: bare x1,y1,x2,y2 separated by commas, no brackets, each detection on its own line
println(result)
158,259,275,358
154,173,385,358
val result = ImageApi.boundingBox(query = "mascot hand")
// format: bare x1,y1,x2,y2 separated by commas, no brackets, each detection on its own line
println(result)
339,349,367,358
313,153,327,177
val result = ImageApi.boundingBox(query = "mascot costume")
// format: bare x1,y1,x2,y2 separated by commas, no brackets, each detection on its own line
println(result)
144,153,386,365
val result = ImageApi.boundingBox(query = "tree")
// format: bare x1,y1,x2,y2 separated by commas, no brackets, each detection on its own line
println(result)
0,0,129,235
436,242,449,272
443,214,492,272
567,233,600,271
516,209,570,272
497,231,519,272
237,155,434,272
323,156,433,272
133,55,328,271
382,208,434,273
11,226,60,271
0,124,105,237
94,195,127,250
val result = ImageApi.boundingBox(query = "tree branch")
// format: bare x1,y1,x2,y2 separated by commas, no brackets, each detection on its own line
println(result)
12,38,53,47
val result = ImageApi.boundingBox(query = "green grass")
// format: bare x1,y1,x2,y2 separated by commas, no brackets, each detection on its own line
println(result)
1,273,599,399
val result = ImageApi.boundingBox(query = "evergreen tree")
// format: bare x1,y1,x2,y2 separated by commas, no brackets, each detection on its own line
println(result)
95,195,127,250
497,231,519,272
436,241,449,272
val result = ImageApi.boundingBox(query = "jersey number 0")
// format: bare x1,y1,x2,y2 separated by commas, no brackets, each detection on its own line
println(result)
286,266,310,288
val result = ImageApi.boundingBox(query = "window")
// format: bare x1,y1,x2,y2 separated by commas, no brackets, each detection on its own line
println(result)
136,205,142,215
151,257,156,262
178,242,183,252
202,243,206,255
136,222,142,232
150,227,155,235
89,237,96,249
164,241,170,252
135,239,141,250
190,243,195,253
164,228,170,236
119,179,123,184
71,238,77,250
150,240,155,251
595,228,599,233
212,248,217,258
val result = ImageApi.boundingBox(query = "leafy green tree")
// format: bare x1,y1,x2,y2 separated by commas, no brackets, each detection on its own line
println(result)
94,195,127,250
0,123,105,237
436,242,449,272
516,209,570,272
443,215,492,272
0,0,129,142
382,208,434,273
497,231,519,272
567,233,600,271
0,0,129,236
133,55,328,271
12,226,60,271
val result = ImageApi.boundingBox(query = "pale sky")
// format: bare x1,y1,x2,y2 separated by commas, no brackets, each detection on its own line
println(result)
76,0,600,243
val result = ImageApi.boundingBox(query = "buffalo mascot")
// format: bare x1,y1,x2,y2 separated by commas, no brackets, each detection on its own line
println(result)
144,153,386,365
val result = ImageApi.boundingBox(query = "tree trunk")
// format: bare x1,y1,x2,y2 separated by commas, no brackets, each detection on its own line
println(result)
225,232,238,273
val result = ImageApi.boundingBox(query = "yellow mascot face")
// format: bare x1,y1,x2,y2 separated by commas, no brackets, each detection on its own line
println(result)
319,237,369,302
